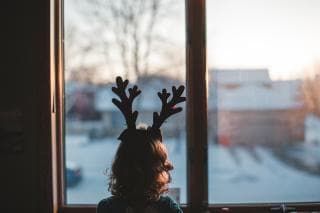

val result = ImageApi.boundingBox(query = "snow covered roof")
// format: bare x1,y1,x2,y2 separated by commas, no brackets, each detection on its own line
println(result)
95,76,185,111
95,85,115,111
92,70,303,112
208,70,303,110
65,81,98,95
210,69,271,84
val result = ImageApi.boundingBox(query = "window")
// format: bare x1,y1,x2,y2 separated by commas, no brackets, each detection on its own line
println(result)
53,0,320,212
64,0,186,204
207,0,320,206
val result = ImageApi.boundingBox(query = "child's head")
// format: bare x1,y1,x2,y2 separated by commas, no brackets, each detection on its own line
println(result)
108,125,173,201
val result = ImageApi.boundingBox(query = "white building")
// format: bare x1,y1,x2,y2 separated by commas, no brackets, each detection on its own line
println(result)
208,69,305,146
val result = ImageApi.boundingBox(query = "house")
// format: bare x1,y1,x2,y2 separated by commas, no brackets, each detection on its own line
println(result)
208,69,305,146
65,81,101,121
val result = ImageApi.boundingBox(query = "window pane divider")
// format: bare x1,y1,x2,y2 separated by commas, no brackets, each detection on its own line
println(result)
186,0,208,212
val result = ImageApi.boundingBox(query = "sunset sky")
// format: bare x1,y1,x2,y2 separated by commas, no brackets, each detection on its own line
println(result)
65,0,320,81
207,0,320,80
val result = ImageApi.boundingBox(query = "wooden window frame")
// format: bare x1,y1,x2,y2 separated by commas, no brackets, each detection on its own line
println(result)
50,0,320,212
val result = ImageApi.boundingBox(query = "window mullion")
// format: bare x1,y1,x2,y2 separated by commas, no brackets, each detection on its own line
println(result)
54,0,65,208
186,0,208,212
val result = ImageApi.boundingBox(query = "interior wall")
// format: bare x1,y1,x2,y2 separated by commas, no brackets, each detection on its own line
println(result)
1,1,51,212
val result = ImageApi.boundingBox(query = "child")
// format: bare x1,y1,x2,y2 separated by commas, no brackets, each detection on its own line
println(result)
97,77,186,213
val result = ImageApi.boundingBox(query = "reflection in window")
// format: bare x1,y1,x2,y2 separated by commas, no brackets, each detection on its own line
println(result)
64,0,186,204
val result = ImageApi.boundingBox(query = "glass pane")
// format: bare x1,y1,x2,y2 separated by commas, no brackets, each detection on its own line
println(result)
207,0,320,203
64,0,186,204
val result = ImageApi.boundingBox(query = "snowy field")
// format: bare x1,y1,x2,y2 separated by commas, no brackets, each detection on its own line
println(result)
66,134,320,204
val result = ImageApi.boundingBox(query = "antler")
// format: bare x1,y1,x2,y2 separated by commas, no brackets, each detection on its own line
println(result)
152,85,186,129
112,76,141,129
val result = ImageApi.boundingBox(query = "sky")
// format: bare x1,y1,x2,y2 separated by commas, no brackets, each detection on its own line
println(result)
65,0,320,81
207,0,320,80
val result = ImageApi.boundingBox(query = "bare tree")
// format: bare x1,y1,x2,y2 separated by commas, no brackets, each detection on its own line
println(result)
64,22,104,83
71,0,184,82
301,64,320,117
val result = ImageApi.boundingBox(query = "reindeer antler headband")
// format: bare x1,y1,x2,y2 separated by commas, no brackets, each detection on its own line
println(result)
112,76,186,141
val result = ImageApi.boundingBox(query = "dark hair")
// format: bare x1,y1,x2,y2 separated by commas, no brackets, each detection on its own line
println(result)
108,126,173,205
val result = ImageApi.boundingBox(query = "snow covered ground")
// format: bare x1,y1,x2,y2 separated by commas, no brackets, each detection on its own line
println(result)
65,134,320,205
209,144,320,204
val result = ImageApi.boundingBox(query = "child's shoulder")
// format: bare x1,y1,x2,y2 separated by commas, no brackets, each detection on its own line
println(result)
97,195,183,213
97,196,126,212
97,196,113,212
155,196,183,213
